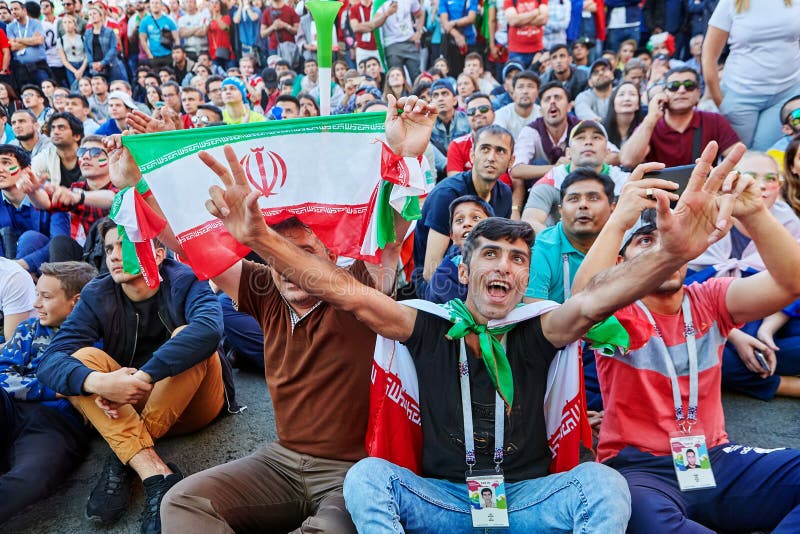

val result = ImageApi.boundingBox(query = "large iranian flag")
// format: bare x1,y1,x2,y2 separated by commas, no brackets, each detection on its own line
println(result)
122,113,426,280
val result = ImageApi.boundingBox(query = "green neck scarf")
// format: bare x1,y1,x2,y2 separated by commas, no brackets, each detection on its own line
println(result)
444,299,516,411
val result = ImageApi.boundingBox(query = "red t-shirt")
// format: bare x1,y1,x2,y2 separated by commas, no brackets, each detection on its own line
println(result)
503,0,547,54
596,279,740,463
349,2,377,51
447,134,511,186
208,15,233,59
261,4,301,51
0,28,9,51
646,110,740,167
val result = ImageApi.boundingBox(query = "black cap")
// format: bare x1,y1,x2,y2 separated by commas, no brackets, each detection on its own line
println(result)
590,58,613,74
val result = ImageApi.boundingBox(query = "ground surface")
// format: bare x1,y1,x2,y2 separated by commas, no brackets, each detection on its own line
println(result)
5,369,800,533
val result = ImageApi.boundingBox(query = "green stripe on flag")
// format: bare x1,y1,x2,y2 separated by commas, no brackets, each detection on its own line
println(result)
122,112,386,173
371,0,389,70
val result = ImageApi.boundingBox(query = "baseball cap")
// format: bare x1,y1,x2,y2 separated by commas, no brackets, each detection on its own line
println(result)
590,58,613,74
569,120,609,143
620,208,658,254
573,37,594,48
107,90,137,110
502,61,524,80
430,79,456,96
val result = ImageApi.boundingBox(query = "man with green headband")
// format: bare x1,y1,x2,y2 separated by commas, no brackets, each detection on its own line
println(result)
195,94,749,531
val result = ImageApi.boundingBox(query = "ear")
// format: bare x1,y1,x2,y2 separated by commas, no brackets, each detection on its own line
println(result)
616,254,624,265
154,245,167,266
69,293,80,308
457,260,469,285
782,124,793,136
565,146,572,159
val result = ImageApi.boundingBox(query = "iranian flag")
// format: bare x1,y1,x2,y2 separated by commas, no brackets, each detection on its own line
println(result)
122,113,428,280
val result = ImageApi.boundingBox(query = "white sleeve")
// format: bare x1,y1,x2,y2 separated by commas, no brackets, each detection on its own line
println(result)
512,126,539,168
708,0,733,32
1,269,36,315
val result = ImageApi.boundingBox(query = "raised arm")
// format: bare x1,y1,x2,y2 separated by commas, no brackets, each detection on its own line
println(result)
542,141,746,348
619,93,666,168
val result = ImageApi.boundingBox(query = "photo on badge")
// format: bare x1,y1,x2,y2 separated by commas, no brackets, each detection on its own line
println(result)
467,473,509,528
670,433,717,491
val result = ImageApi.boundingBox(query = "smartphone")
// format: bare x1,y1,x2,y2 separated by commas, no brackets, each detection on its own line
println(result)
154,101,165,108
643,164,696,207
753,350,771,373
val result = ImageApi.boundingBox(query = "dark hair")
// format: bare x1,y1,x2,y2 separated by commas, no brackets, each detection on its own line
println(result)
784,134,800,217
448,195,495,228
197,103,223,120
665,66,700,84
24,1,40,18
181,86,202,97
41,78,58,88
464,92,492,107
411,80,432,97
539,81,569,100
39,261,97,298
100,218,165,251
40,0,54,7
66,92,90,108
276,94,300,109
304,57,318,66
549,43,569,55
481,488,493,496
0,82,20,106
48,112,84,140
512,70,540,89
161,80,180,92
559,168,615,203
604,81,644,148
462,218,535,267
171,43,185,52
686,449,696,455
275,59,290,68
11,108,37,122
110,79,132,91
271,216,328,253
137,65,154,76
297,92,319,112
159,65,176,77
205,75,224,95
474,124,515,153
780,95,800,124
0,144,31,168
90,74,108,83
362,99,388,112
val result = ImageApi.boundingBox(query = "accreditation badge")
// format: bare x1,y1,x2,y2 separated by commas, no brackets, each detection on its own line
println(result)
669,431,717,491
465,470,509,528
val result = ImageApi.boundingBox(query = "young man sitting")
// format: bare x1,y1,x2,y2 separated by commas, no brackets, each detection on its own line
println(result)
0,261,97,523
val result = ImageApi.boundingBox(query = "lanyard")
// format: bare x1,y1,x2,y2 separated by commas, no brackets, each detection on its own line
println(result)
562,254,571,300
459,337,505,473
636,295,699,432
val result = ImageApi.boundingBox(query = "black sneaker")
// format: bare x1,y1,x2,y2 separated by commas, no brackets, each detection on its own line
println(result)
140,463,183,534
86,453,132,523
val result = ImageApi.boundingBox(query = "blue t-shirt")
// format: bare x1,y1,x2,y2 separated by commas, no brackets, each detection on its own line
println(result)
413,171,512,270
232,6,262,47
7,18,47,63
96,119,122,136
139,14,178,58
438,0,478,45
525,222,585,303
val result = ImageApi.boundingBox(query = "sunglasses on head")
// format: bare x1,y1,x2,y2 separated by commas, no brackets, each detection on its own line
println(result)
665,80,698,92
191,115,211,124
466,105,491,116
786,108,800,129
77,147,107,158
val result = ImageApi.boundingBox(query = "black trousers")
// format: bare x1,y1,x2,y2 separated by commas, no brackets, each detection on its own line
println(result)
0,389,89,524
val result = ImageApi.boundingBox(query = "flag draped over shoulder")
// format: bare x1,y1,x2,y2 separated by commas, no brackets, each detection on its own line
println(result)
367,300,595,475
122,113,426,280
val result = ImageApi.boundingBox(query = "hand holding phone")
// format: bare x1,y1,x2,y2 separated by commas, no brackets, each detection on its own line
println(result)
643,164,696,207
753,350,771,373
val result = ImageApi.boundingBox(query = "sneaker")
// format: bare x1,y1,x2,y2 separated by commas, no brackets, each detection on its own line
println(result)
86,453,132,523
140,463,183,534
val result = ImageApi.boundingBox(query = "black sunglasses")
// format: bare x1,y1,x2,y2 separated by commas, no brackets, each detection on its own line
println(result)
665,80,698,92
77,147,107,158
466,105,491,116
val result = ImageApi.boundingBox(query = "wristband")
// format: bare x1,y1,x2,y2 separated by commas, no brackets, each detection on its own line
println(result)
78,189,86,205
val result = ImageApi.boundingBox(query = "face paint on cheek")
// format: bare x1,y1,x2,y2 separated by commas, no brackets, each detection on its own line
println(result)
7,165,19,175
97,157,108,167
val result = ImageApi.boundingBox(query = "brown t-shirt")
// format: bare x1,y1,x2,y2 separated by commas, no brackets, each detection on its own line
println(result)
237,260,377,461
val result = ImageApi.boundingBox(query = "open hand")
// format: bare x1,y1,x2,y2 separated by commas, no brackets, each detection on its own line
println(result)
108,142,143,189
657,142,746,262
201,145,268,247
384,94,437,158
609,161,678,230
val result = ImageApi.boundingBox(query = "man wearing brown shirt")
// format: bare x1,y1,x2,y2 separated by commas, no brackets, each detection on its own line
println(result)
158,98,430,531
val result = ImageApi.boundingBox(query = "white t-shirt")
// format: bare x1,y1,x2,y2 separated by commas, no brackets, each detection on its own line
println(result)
709,0,800,94
493,102,541,140
0,258,36,321
41,19,62,68
380,0,421,47
178,11,209,54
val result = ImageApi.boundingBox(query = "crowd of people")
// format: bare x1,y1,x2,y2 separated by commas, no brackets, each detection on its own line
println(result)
1,0,800,533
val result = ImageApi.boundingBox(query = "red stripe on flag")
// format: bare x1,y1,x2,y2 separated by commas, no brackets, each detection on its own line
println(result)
176,202,380,280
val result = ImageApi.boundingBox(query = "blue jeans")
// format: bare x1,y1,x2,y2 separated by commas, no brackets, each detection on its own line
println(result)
507,52,536,69
343,458,631,533
605,27,641,54
720,80,800,150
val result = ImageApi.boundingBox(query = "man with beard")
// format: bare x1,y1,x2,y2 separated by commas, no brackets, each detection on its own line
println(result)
492,70,541,140
32,112,82,188
522,120,628,232
575,58,615,121
430,79,470,177
540,44,589,101
570,142,800,533
9,110,51,158
414,124,513,298
510,82,577,217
